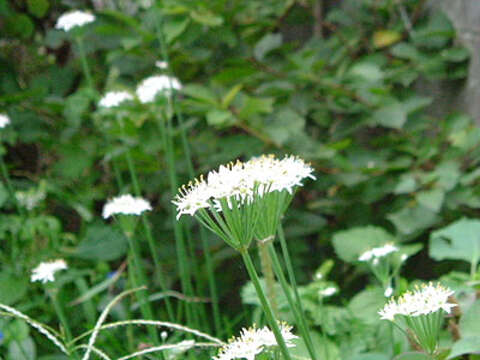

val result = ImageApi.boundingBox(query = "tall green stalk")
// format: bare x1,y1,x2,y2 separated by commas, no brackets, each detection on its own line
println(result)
0,154,24,216
153,10,221,335
118,118,175,321
240,249,293,360
258,241,278,315
75,37,94,91
156,110,195,328
123,225,160,344
267,243,318,360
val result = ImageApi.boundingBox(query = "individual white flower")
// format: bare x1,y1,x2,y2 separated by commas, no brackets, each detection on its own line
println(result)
379,282,456,321
213,323,297,360
384,286,393,297
98,91,134,108
31,259,68,283
173,154,315,219
55,11,95,31
136,75,182,103
102,194,152,219
155,60,168,69
319,287,337,297
0,114,10,128
401,254,408,262
359,243,399,262
161,331,168,341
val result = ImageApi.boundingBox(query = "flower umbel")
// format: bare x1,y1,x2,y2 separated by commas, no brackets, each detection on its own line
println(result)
359,243,399,263
31,260,68,283
379,282,456,355
213,323,297,360
102,194,152,219
55,11,95,31
136,75,182,103
0,114,10,128
99,91,134,108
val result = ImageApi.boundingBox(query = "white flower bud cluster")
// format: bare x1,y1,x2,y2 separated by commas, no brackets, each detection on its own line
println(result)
0,114,10,128
136,75,182,103
359,243,399,264
379,282,456,321
31,259,68,283
213,323,297,360
102,194,152,219
55,11,95,31
173,155,315,219
98,91,134,108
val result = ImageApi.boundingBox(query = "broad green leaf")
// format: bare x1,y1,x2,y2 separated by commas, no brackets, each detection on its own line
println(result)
5,13,34,39
447,337,480,359
441,47,470,62
372,102,407,129
387,205,438,236
348,287,385,324
74,224,128,261
190,9,223,27
416,189,445,212
391,43,420,61
0,271,27,305
8,336,36,360
332,226,396,263
394,174,417,194
182,84,218,105
264,108,305,146
254,33,282,61
163,17,190,43
429,218,480,265
459,300,480,338
373,30,401,48
206,109,234,127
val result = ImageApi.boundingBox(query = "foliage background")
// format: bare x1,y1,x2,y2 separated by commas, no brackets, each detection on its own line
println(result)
1,0,480,359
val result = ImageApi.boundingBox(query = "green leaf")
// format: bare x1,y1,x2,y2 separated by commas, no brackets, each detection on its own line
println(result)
349,62,384,82
447,337,480,359
0,271,27,305
190,9,223,27
5,13,34,39
206,109,234,127
441,47,469,62
27,0,49,18
163,17,190,44
395,353,431,360
387,205,438,236
373,30,401,48
372,102,407,129
391,43,420,61
429,218,480,265
221,84,243,109
332,226,396,263
394,174,417,194
74,224,128,261
416,189,444,213
264,108,305,146
254,33,282,61
459,300,480,338
182,84,218,105
8,336,36,360
348,287,385,324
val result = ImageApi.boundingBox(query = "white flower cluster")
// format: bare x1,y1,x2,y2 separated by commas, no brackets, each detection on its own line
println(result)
213,323,297,360
319,287,337,297
55,11,95,31
98,91,134,108
379,283,456,321
31,259,68,283
15,188,46,210
173,155,315,219
359,243,398,264
0,113,10,128
102,194,152,219
136,75,182,103
155,60,168,69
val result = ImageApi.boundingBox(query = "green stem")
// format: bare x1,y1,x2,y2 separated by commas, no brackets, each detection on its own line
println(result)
154,11,221,334
124,229,160,344
119,119,175,322
258,240,278,315
157,111,195,328
277,225,316,357
75,37,94,90
268,243,318,360
240,249,293,360
47,289,79,359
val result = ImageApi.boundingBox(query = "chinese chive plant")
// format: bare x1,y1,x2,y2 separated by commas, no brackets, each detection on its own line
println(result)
2,0,480,359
